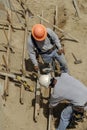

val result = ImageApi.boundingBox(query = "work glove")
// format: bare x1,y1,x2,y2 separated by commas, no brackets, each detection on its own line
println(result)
57,48,65,55
34,65,39,72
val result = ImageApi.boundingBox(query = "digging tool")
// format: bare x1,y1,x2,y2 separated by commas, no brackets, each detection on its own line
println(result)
72,53,82,64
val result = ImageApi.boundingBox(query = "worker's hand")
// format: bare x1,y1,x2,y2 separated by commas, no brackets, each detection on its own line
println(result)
34,65,39,72
57,48,65,55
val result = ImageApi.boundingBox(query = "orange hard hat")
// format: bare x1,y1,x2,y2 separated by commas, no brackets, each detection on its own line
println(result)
32,24,47,41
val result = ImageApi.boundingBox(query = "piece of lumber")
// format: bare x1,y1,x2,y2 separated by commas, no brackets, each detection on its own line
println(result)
34,79,41,122
2,10,12,104
40,10,44,24
0,19,25,31
20,10,28,104
53,6,58,31
0,70,27,81
72,0,81,18
3,26,9,42
8,0,22,23
2,55,8,69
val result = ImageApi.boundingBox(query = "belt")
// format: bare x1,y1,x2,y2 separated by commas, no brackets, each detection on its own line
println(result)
48,45,56,53
41,45,56,55
73,106,84,113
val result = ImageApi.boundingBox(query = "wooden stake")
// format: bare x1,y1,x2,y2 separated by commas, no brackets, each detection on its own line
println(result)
2,10,12,104
20,10,28,104
0,70,27,81
7,10,15,32
0,20,25,31
53,6,58,31
8,0,23,23
3,26,9,43
34,79,41,122
72,0,81,18
40,10,44,24
55,6,58,26
2,55,8,69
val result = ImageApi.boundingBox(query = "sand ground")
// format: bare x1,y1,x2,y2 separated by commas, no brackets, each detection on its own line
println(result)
0,0,87,130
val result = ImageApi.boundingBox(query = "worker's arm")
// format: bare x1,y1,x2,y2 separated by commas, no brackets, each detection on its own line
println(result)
49,96,60,108
47,28,62,49
27,36,38,68
47,28,65,54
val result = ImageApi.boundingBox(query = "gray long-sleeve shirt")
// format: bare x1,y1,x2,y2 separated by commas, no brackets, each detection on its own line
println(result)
27,28,61,66
50,73,87,108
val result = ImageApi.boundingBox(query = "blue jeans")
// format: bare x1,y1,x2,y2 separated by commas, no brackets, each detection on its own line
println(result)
41,50,68,73
56,106,73,130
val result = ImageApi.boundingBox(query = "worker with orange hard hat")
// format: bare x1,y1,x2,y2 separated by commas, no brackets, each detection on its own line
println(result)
32,24,47,41
27,24,68,72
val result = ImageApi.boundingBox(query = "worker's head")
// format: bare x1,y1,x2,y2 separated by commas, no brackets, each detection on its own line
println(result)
32,24,47,41
39,74,56,88
39,74,51,88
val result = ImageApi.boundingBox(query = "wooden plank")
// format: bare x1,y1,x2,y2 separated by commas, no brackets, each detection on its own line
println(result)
8,0,22,23
2,10,12,104
20,10,28,104
55,6,58,26
0,20,25,31
17,0,34,17
40,10,44,24
72,0,81,18
7,10,15,32
2,55,8,69
34,11,45,121
3,26,9,42
53,6,58,31
0,70,27,81
19,84,24,104
34,79,41,122
48,63,55,130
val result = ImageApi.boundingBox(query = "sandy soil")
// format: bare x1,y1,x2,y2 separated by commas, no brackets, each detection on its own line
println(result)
0,0,87,130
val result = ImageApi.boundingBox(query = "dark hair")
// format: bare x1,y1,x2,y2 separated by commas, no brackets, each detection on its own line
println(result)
49,77,55,87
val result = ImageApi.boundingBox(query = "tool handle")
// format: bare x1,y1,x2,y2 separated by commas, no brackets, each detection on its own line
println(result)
72,53,77,61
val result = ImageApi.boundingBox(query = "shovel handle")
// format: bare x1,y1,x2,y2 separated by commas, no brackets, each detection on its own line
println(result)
72,53,77,61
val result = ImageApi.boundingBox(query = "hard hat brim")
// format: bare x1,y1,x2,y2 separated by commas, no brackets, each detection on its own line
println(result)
32,24,47,41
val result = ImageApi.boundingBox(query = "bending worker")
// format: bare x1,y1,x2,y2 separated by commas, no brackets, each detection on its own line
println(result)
39,72,87,130
27,24,68,72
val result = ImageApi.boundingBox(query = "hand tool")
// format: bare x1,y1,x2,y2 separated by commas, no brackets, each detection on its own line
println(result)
72,53,82,64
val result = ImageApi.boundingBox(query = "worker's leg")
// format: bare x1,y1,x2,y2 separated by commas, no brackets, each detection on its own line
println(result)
41,50,68,73
41,53,53,64
56,106,73,130
54,50,68,73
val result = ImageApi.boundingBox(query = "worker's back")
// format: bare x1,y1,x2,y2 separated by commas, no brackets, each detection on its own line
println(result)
50,73,87,107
